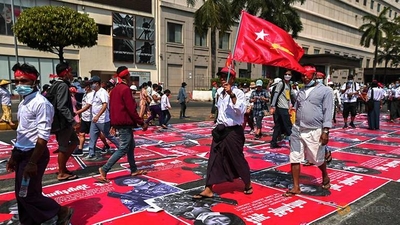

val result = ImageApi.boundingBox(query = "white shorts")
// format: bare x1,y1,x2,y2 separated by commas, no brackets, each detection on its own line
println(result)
289,125,326,166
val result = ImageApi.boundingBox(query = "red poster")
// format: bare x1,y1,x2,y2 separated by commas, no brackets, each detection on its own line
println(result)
145,182,336,225
100,211,185,224
121,155,207,185
145,132,186,142
269,164,388,206
329,152,400,180
244,146,289,171
343,144,400,159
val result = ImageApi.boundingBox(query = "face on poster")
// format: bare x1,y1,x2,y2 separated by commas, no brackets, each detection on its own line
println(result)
135,40,154,64
113,39,135,62
135,16,155,41
112,12,134,39
341,146,400,159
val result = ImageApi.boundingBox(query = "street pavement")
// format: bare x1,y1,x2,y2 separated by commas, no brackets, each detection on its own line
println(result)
1,100,400,224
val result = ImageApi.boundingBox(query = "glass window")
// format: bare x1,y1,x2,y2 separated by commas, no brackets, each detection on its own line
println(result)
390,9,392,17
218,32,230,50
195,30,207,47
39,58,54,86
371,0,374,10
395,12,398,18
314,49,320,54
303,47,309,54
363,0,367,6
97,24,111,35
0,56,10,80
167,22,182,43
359,58,364,67
377,3,381,12
325,50,331,54
366,59,370,68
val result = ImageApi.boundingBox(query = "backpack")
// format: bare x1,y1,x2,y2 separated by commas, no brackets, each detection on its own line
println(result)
45,81,68,133
270,81,286,104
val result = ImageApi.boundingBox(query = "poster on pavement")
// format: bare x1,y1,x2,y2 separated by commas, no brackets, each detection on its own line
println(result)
341,146,400,159
244,146,289,171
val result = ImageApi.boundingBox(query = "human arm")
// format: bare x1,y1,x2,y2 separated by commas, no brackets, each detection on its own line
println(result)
123,87,145,127
320,89,334,145
56,83,75,124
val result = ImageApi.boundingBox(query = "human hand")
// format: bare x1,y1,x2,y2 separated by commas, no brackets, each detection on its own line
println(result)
23,162,37,179
110,127,116,136
269,107,275,115
6,158,16,173
93,116,99,123
223,83,232,95
320,133,329,146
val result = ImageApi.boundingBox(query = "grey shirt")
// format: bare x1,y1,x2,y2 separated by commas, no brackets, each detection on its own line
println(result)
295,83,334,129
270,81,292,109
53,80,74,124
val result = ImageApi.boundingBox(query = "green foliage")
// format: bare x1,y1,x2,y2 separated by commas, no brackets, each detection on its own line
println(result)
13,6,98,62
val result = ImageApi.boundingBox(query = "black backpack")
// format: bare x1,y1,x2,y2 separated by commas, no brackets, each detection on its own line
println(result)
270,81,285,104
45,81,68,133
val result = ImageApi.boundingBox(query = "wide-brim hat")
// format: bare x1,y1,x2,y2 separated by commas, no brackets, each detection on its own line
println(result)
249,82,256,88
0,80,11,86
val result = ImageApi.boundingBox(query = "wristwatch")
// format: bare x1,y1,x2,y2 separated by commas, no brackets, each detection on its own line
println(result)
230,93,236,98
322,129,329,134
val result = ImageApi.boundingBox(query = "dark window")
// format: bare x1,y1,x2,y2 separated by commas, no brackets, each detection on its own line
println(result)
195,30,207,47
167,22,182,43
363,0,367,6
97,24,111,35
371,0,374,10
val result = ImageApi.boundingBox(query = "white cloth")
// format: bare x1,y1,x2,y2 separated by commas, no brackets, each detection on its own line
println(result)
333,89,341,105
394,87,400,98
340,82,360,103
0,87,11,106
81,91,94,122
149,90,160,106
15,91,54,151
367,87,385,101
161,94,171,110
216,88,246,127
91,88,109,123
244,90,253,108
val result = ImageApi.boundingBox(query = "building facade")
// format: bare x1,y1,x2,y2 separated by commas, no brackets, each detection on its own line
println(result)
1,0,399,94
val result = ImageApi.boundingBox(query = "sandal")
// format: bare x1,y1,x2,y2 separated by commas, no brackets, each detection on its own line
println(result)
325,150,332,164
244,186,253,195
282,190,301,197
303,161,315,166
131,170,147,176
322,177,331,190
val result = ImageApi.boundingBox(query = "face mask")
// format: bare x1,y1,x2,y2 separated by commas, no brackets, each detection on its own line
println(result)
284,75,291,81
348,80,353,83
15,85,34,96
316,79,323,84
305,80,315,87
91,84,98,90
396,83,400,87
243,88,249,92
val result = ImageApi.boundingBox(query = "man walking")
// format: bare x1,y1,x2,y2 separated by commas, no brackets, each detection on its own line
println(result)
250,80,269,139
85,76,119,160
47,62,79,181
284,65,333,197
7,63,73,224
0,79,15,126
269,71,293,148
177,82,188,119
340,74,360,128
98,66,148,181
193,66,252,199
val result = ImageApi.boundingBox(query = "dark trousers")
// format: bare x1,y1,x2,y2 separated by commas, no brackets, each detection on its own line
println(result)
368,101,381,129
146,105,163,126
271,107,292,144
14,149,60,224
180,102,187,118
211,98,216,114
162,109,171,125
390,100,400,120
243,111,254,130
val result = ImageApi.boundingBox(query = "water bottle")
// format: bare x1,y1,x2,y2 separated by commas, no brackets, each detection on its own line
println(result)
19,177,30,198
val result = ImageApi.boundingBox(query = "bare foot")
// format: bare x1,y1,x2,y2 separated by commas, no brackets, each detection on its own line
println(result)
98,167,107,181
282,189,301,197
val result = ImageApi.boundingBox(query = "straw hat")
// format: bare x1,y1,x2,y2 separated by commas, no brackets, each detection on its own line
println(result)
249,82,256,88
0,80,11,86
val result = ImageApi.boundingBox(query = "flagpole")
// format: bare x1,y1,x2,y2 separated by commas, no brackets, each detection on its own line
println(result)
11,0,19,63
227,10,244,82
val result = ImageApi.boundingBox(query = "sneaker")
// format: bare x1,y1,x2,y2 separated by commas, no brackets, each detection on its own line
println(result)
343,124,348,129
72,149,84,156
101,145,110,154
83,154,99,161
254,135,260,140
349,122,356,128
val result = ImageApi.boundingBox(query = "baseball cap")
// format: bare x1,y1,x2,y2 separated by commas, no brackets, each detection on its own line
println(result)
89,76,101,83
130,85,138,91
256,80,263,87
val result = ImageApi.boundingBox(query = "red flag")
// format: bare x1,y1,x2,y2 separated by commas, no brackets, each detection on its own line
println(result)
233,11,306,73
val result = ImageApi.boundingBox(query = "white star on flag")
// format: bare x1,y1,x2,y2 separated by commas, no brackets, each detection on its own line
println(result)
255,30,269,41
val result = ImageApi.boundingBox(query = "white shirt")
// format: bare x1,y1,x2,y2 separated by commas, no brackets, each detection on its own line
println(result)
367,87,385,101
91,88,109,123
333,89,341,105
216,88,246,127
244,89,254,107
15,91,54,151
0,86,11,106
161,94,171,110
149,90,160,106
81,91,94,122
394,87,400,98
340,82,360,103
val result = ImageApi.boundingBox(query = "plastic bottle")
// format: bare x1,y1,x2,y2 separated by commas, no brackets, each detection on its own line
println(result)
19,177,30,198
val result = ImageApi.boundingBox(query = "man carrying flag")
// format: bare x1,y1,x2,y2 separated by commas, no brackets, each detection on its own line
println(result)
233,11,305,74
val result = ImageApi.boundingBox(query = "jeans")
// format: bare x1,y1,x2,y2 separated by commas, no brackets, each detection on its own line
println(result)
102,127,137,173
162,109,171,125
88,121,119,156
180,102,187,118
271,107,292,144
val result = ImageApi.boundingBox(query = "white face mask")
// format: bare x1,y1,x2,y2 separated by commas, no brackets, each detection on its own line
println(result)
316,79,324,84
284,75,292,81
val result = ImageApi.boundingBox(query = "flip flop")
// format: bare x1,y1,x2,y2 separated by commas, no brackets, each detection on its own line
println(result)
322,177,331,190
58,207,74,225
282,190,301,197
192,193,216,200
56,170,74,176
131,170,147,176
92,176,110,183
244,186,253,195
303,161,315,166
57,174,78,182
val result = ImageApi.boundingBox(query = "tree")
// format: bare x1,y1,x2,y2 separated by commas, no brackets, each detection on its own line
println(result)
377,35,400,83
13,6,98,62
359,7,392,80
187,0,235,78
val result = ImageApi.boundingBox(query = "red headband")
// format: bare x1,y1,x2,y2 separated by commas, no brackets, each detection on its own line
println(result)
14,70,37,81
115,69,130,78
58,67,71,77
